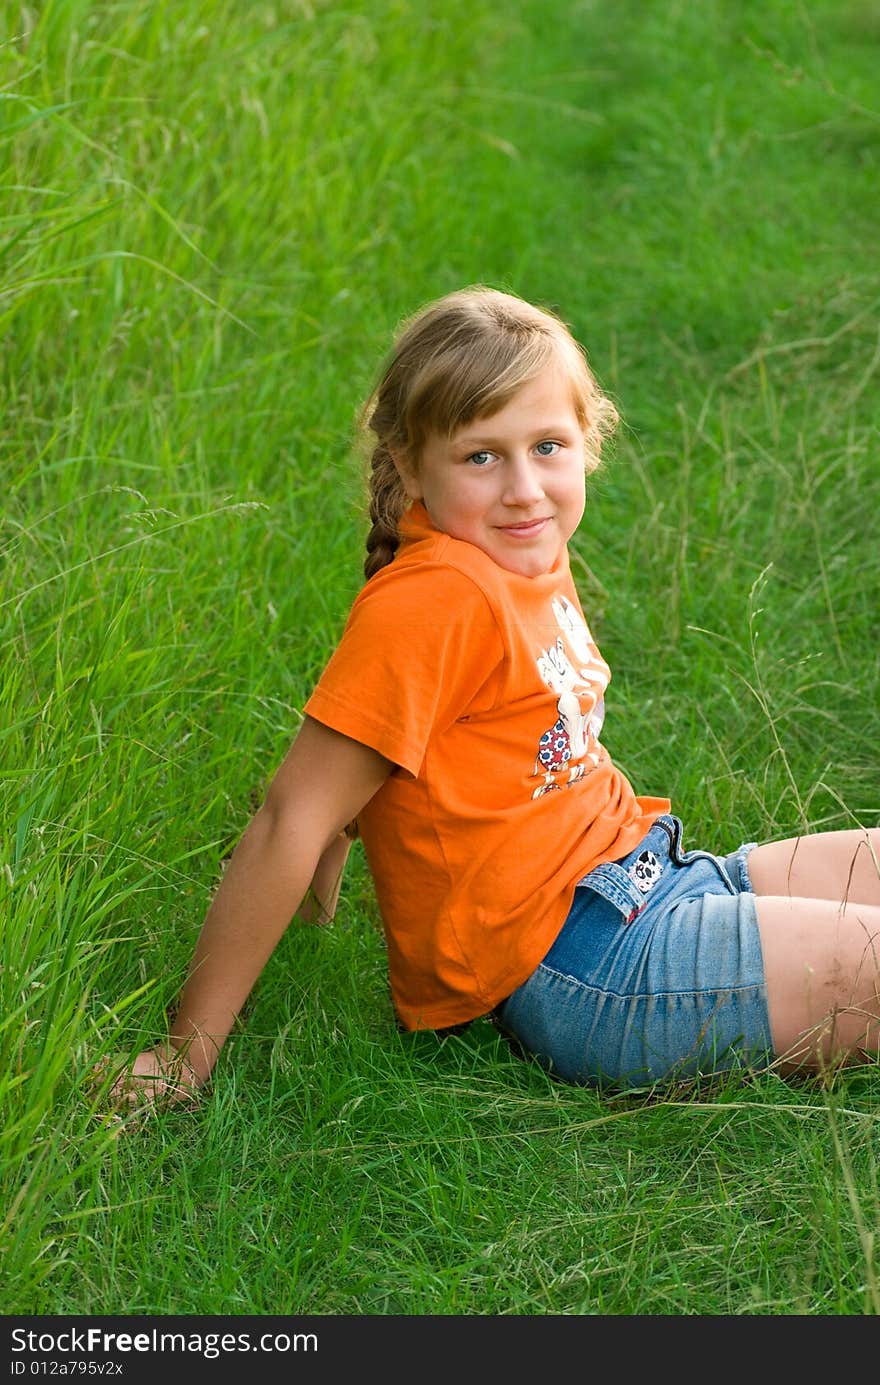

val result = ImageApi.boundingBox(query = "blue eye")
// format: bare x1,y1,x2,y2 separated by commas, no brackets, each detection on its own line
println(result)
535,440,559,456
468,451,493,467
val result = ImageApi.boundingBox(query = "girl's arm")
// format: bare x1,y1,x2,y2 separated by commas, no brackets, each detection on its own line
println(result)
107,717,390,1105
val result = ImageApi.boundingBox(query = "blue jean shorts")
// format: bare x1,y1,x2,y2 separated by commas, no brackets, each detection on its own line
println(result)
493,815,773,1088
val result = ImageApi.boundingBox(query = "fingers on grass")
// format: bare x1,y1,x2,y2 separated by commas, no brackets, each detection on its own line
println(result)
86,1049,204,1116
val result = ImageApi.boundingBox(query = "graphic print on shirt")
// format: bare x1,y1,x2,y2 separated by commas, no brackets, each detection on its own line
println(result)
532,595,610,800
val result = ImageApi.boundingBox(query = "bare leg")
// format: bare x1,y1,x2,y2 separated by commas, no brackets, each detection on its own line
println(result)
748,828,880,909
755,895,880,1069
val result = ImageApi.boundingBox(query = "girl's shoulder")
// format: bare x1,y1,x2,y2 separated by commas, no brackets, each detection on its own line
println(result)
363,507,501,608
356,540,498,630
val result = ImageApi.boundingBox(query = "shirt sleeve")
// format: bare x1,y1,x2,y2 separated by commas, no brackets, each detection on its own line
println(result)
304,561,504,777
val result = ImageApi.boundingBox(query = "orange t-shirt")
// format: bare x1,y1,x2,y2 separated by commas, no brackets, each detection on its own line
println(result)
305,503,669,1030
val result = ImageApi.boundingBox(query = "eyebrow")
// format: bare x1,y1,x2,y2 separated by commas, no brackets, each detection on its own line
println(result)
454,423,579,446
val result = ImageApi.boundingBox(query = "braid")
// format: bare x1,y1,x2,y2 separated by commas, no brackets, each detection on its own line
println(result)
364,442,408,580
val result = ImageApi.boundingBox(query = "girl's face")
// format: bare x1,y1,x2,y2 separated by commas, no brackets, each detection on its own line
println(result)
396,365,587,578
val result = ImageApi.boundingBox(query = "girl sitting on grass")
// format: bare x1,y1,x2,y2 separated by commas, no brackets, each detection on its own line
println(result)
106,285,880,1105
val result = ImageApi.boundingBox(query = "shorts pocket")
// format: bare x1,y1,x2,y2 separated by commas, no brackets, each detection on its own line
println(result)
577,859,657,923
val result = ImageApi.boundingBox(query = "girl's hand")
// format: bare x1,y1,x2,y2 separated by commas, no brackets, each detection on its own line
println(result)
92,1044,204,1113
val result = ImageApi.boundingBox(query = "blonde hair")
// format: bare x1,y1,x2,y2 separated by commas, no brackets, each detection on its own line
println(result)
361,286,618,580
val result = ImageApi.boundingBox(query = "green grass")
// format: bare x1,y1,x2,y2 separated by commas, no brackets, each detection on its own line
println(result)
2,0,879,1315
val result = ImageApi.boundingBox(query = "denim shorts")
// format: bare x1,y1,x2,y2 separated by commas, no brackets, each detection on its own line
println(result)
493,815,773,1088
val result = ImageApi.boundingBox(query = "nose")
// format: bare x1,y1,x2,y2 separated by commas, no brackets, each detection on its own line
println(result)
502,454,545,507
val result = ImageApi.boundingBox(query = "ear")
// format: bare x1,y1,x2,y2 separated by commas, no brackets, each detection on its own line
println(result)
389,448,422,501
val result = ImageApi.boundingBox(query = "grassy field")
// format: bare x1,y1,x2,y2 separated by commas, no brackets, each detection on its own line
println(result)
2,0,879,1316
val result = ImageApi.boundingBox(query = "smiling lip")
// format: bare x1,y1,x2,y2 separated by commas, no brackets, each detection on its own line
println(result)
497,517,552,538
